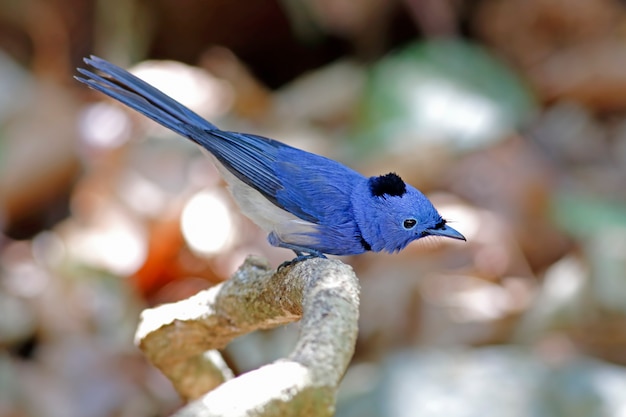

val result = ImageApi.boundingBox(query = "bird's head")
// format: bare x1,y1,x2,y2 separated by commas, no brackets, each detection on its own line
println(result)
356,173,465,253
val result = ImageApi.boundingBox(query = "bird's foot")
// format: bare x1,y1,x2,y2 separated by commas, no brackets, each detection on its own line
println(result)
278,250,327,271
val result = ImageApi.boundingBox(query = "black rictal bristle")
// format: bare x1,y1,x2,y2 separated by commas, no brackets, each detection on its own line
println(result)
369,173,406,197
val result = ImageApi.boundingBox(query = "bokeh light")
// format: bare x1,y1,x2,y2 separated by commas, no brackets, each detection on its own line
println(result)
65,203,147,276
181,190,235,256
77,102,132,150
131,60,234,124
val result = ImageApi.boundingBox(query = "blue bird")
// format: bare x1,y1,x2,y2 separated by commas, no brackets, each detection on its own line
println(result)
76,56,465,262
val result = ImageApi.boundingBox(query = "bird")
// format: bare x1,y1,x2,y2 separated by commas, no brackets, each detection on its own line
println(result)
75,56,465,263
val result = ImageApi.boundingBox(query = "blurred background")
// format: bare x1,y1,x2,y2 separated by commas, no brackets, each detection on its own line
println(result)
2,0,626,416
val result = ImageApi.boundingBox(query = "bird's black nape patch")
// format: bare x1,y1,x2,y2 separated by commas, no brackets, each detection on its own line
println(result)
369,173,407,198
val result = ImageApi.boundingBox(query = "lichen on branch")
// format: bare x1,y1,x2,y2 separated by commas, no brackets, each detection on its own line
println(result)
135,256,360,417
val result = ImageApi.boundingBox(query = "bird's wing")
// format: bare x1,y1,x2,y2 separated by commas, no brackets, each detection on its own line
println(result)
273,146,362,224
187,126,361,225
76,56,359,227
191,129,287,209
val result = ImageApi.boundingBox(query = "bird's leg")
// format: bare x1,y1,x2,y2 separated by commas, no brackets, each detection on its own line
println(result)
280,251,327,270
274,241,327,270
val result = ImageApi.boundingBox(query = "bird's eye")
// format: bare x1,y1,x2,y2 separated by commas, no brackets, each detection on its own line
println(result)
403,218,417,229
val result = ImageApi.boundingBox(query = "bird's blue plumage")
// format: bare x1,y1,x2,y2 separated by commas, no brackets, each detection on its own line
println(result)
75,56,465,259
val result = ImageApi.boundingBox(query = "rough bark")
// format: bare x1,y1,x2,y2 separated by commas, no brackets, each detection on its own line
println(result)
135,256,360,416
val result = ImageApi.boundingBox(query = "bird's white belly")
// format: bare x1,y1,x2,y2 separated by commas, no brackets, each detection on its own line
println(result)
213,157,318,243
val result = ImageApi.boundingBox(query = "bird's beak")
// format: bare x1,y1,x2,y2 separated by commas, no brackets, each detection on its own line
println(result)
425,224,466,241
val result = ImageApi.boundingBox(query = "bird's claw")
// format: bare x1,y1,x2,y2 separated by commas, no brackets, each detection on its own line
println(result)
277,252,327,271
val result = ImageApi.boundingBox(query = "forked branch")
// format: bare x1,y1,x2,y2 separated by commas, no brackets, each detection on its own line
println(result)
135,256,360,416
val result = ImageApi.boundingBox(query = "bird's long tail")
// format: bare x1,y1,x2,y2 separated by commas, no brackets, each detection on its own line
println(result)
75,56,218,138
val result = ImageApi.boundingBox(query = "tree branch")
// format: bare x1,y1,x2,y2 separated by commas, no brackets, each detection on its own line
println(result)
135,256,360,416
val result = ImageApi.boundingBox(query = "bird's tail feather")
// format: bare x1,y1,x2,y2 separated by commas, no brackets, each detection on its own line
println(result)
75,56,218,139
